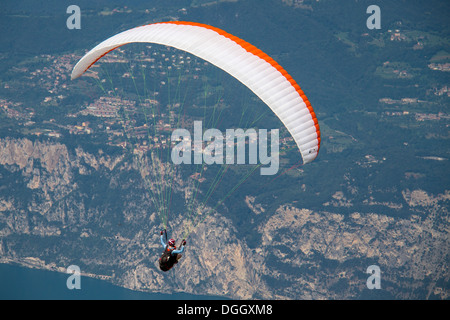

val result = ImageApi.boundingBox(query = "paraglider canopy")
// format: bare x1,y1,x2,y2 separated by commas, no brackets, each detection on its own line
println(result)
71,21,320,164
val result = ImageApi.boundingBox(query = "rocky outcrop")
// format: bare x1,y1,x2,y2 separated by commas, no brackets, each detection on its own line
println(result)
0,138,268,299
257,201,449,299
0,137,448,299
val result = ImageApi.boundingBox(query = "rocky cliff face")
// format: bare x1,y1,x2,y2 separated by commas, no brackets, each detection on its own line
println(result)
258,204,448,299
0,137,267,299
0,138,448,299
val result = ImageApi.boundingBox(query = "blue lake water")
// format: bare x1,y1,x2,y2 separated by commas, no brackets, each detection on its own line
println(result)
0,263,225,300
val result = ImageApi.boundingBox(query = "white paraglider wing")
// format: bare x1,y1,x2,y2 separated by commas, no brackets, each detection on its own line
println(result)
71,21,320,163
